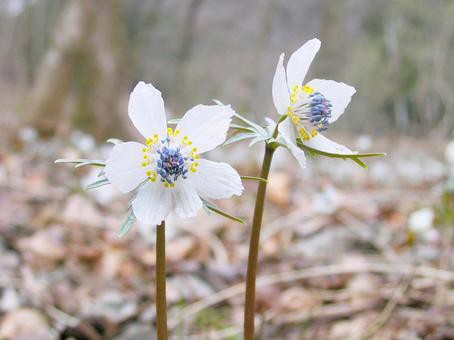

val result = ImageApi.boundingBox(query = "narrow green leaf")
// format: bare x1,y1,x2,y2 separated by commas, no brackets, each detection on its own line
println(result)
241,176,268,183
55,159,106,167
230,124,256,133
232,112,267,135
201,198,245,224
296,139,385,168
118,211,137,238
351,157,368,169
223,132,256,146
75,162,103,168
248,134,271,147
86,178,110,190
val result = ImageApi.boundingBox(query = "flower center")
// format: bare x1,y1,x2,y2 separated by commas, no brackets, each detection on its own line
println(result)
287,85,332,141
140,128,200,188
156,146,188,184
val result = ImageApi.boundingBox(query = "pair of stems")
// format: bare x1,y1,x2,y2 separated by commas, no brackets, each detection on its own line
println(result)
154,124,280,340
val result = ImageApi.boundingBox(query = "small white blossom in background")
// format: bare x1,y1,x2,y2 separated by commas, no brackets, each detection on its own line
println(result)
104,81,244,225
408,208,434,234
271,38,357,168
407,207,438,243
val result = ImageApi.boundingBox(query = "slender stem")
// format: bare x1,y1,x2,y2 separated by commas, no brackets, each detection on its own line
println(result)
156,220,168,340
244,143,275,339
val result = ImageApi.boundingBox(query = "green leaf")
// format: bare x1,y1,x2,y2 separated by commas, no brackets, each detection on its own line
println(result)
230,124,256,133
248,134,271,147
351,157,368,169
240,176,268,183
201,198,245,224
232,112,267,135
106,138,123,145
86,178,110,190
118,211,137,238
296,139,385,168
55,159,106,167
223,132,256,146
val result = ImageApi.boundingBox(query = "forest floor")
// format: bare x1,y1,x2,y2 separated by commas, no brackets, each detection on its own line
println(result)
0,118,453,339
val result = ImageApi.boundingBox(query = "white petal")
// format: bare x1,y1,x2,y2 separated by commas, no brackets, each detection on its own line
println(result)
171,182,203,218
104,142,147,193
306,79,356,123
272,53,290,115
188,159,243,200
264,117,277,135
176,104,234,153
278,119,306,169
132,182,171,225
128,81,167,139
304,134,357,155
286,38,321,89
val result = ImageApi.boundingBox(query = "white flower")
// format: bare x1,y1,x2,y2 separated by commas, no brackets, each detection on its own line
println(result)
408,208,434,234
272,38,357,168
104,81,244,225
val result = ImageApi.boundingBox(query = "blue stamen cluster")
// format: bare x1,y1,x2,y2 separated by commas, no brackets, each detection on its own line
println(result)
309,92,332,131
156,143,188,184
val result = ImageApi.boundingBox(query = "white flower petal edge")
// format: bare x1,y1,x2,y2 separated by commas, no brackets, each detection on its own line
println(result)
189,159,244,200
176,104,234,154
304,134,356,155
278,119,307,169
286,38,321,90
272,53,290,115
128,81,167,139
132,182,172,224
171,183,203,218
306,79,356,123
105,142,148,193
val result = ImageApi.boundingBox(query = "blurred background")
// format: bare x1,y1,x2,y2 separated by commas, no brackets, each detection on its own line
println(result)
0,0,453,339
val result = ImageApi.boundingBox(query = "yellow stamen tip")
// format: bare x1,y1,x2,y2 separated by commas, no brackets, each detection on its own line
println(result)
303,85,314,94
